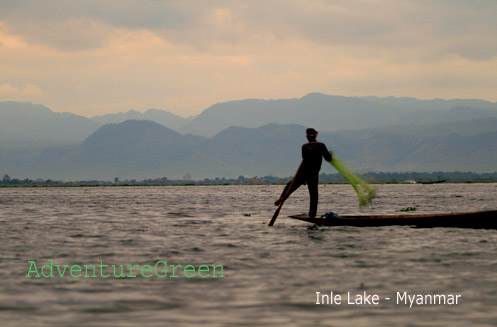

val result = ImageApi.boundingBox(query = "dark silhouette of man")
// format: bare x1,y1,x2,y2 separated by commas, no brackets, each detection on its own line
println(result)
274,128,332,217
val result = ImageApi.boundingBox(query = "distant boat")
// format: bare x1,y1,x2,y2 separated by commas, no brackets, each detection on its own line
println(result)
416,179,446,184
289,210,497,229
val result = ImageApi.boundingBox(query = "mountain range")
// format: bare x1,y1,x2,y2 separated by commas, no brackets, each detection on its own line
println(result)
181,93,497,136
1,94,496,180
92,109,193,132
2,93,497,140
1,118,496,180
0,101,99,141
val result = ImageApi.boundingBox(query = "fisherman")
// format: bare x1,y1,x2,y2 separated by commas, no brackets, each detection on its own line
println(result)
274,128,332,218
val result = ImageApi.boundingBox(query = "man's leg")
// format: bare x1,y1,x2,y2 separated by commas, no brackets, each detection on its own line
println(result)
275,175,304,206
307,178,319,218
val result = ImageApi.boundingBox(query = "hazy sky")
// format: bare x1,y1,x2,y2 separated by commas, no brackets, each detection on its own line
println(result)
1,0,496,117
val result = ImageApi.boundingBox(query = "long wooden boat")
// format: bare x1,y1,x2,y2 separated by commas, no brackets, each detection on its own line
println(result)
289,210,497,229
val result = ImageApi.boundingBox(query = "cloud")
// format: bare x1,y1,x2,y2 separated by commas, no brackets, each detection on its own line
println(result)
0,0,189,50
1,1,496,58
0,1,496,117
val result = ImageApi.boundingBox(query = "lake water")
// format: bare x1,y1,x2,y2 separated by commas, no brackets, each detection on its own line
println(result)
1,184,497,326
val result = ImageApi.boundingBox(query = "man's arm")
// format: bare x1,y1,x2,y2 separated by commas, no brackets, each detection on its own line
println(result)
322,143,332,162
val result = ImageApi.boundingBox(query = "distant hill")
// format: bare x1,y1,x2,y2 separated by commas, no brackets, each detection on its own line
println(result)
33,120,202,179
194,124,305,177
181,93,497,136
91,109,192,132
323,122,497,173
2,95,497,140
0,102,191,141
0,101,99,141
362,96,497,112
1,119,496,180
181,94,401,136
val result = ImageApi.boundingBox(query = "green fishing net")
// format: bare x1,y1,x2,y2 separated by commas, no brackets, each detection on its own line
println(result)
328,152,376,206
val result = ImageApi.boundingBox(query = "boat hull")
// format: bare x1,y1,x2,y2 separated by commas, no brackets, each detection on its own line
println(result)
289,210,497,229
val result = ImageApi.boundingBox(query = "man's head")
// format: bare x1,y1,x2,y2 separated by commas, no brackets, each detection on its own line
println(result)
306,128,318,142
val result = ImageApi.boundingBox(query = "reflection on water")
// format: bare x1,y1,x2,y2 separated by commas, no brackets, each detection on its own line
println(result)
1,184,497,326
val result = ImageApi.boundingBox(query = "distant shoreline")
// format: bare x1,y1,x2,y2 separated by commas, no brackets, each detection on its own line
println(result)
3,171,497,187
1,180,496,188
0,171,497,187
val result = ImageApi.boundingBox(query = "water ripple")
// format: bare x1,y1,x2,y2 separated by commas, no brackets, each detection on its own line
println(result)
0,184,496,326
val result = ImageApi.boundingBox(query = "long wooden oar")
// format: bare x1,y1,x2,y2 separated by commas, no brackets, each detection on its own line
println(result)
268,161,303,226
